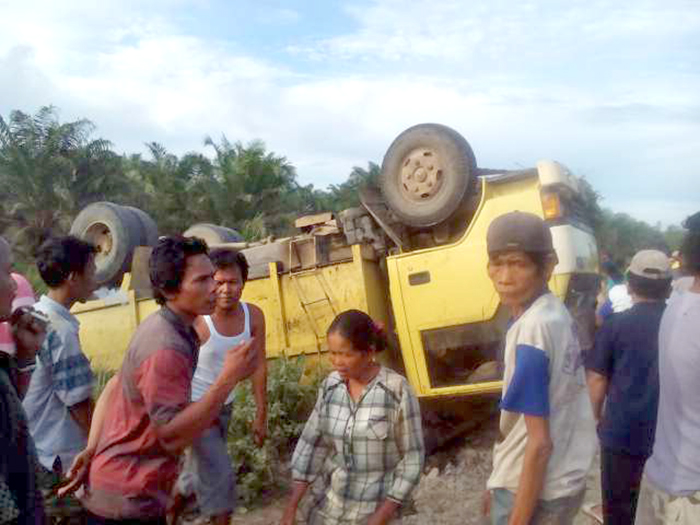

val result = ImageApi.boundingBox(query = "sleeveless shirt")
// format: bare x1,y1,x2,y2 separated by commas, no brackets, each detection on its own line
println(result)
191,303,251,405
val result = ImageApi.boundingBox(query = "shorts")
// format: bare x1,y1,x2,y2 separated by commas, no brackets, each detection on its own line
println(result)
490,488,585,525
177,404,236,517
634,474,700,525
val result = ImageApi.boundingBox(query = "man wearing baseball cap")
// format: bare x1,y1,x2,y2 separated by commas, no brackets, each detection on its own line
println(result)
635,212,700,525
484,212,596,525
586,250,672,525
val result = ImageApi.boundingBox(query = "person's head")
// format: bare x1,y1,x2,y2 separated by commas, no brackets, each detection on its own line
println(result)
150,235,216,318
10,273,36,310
326,309,386,380
625,250,672,301
36,235,97,302
209,248,249,312
486,211,557,310
601,260,625,286
680,211,700,277
0,236,17,321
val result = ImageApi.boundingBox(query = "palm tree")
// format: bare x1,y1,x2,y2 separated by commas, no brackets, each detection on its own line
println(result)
0,107,127,255
124,142,214,235
202,137,299,238
327,161,381,211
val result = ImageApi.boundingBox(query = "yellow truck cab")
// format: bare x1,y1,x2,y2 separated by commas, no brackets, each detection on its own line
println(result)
387,160,598,398
70,124,599,403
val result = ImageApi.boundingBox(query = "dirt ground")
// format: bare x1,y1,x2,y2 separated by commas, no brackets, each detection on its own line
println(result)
227,417,602,525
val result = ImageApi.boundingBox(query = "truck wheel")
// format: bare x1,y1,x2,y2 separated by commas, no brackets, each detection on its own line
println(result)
183,223,244,246
69,202,140,287
380,123,476,227
122,206,159,247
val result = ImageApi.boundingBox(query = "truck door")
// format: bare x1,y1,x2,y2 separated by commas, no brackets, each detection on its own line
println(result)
386,175,544,398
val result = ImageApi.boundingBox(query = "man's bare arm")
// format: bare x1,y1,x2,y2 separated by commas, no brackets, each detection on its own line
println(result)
250,306,267,446
155,339,257,453
586,370,608,425
56,375,119,497
508,415,553,525
68,398,94,435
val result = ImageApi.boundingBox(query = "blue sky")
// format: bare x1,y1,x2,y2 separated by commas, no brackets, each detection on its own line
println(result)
1,0,698,226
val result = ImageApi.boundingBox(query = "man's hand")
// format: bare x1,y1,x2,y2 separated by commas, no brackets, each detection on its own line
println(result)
10,308,47,363
221,338,257,386
366,500,399,525
252,411,267,447
56,448,95,498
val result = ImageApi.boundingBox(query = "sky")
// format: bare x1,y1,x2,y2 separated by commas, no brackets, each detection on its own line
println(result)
1,0,698,226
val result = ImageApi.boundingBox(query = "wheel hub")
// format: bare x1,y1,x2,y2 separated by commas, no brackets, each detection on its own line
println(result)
400,148,444,201
85,222,113,263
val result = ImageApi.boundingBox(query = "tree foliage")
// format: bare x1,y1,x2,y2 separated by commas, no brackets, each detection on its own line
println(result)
578,177,680,266
0,107,374,285
1,106,686,285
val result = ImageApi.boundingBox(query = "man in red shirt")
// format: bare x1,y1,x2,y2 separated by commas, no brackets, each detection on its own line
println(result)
59,236,257,524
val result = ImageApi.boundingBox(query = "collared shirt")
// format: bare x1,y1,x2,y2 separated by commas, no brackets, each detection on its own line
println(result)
292,366,424,525
0,353,45,525
22,295,94,472
586,301,666,457
488,292,596,500
82,307,199,520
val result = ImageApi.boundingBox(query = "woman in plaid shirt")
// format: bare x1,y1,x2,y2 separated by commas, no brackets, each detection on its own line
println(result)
281,310,425,525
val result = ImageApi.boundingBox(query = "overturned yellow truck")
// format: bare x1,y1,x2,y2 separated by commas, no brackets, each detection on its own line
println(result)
71,124,599,401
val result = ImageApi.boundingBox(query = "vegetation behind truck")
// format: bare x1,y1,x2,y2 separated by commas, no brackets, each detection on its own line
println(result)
70,124,599,401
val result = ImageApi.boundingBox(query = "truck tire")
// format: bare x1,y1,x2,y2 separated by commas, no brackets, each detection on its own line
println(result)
380,123,476,227
183,223,244,246
122,206,159,247
69,202,140,287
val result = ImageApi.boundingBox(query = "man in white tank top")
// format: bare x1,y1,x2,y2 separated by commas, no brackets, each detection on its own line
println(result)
176,248,267,525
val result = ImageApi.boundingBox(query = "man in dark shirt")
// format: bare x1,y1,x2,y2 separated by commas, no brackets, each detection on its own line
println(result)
0,235,48,525
58,236,258,524
586,249,672,525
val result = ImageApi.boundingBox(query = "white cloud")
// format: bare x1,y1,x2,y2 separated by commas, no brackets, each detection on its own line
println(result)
0,0,698,226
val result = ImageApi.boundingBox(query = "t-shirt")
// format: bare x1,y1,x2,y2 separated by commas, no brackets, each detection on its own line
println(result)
645,286,700,496
599,284,633,321
82,307,199,519
487,292,596,500
586,301,665,457
22,295,94,472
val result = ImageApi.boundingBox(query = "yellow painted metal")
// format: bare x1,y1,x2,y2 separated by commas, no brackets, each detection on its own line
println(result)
75,243,391,373
387,175,576,398
73,174,590,405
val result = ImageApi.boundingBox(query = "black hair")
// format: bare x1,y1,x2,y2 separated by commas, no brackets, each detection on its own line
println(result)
36,236,97,288
209,248,249,283
150,235,209,305
627,273,672,301
681,211,700,275
524,251,551,277
327,309,387,354
489,250,552,277
601,260,624,284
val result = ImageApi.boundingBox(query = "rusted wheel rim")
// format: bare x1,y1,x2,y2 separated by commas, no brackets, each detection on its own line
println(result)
399,147,444,202
85,222,112,262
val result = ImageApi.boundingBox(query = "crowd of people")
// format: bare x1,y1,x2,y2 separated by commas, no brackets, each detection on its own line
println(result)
0,208,698,525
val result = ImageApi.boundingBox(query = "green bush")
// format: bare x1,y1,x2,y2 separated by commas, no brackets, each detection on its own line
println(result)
93,368,115,399
92,357,326,509
226,356,325,508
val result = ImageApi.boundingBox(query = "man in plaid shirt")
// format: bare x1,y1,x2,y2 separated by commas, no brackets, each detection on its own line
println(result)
285,310,424,525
